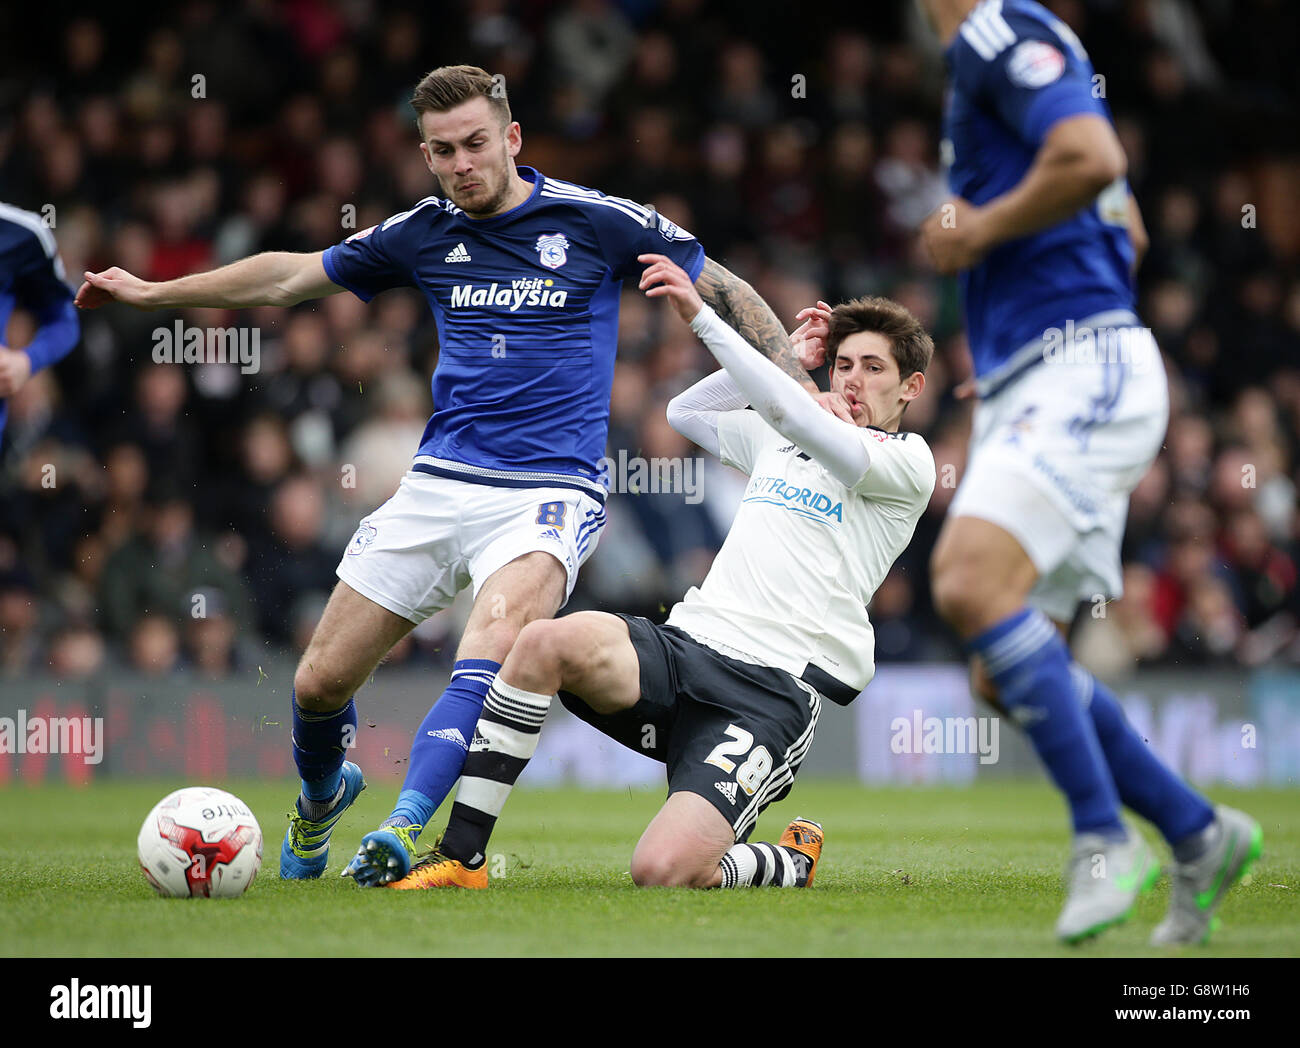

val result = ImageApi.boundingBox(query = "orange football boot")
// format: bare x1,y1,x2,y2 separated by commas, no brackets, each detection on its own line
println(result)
778,817,824,886
386,852,488,890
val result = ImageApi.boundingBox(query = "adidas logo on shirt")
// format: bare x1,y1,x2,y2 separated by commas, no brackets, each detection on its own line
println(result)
714,780,738,805
444,242,472,263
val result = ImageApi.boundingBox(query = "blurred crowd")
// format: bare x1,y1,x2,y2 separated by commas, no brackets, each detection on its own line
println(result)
0,0,1297,681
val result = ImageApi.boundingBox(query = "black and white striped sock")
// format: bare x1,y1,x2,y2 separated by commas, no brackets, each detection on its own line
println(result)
438,678,553,870
718,843,811,888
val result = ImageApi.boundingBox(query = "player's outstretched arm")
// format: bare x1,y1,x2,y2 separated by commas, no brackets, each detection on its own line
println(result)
643,255,869,488
75,251,341,311
664,368,749,459
665,298,850,459
693,256,817,393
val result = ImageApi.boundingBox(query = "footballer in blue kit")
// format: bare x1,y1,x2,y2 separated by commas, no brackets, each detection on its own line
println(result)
918,0,1260,944
321,166,703,500
0,203,80,446
77,65,820,889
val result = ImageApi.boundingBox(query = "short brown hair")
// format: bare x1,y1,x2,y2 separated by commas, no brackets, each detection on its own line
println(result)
411,65,510,128
827,296,933,379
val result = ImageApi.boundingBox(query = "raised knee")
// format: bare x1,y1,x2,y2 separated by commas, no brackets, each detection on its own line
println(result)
930,562,986,631
512,618,555,656
293,660,352,713
509,619,571,675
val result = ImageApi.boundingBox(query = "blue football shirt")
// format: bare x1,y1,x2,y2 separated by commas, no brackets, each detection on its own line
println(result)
324,167,705,503
943,0,1138,395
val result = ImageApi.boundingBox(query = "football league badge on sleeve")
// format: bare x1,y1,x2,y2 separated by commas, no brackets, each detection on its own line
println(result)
536,233,570,269
1006,40,1065,89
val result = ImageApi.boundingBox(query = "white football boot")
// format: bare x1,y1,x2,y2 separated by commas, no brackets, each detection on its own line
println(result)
1056,825,1160,943
1150,805,1262,947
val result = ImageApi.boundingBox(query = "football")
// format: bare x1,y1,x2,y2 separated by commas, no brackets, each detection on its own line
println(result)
137,787,263,899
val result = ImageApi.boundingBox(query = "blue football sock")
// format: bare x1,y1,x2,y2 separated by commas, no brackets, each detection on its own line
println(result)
382,792,429,830
1072,665,1214,847
292,692,357,801
388,659,501,834
969,609,1123,838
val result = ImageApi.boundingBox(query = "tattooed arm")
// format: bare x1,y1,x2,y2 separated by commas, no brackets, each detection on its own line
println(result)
692,256,818,393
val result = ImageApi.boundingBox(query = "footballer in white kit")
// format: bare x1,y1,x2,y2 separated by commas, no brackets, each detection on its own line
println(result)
385,255,936,892
667,388,936,715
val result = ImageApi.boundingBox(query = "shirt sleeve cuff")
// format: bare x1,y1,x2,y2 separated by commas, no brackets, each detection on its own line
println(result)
684,243,706,283
322,246,376,303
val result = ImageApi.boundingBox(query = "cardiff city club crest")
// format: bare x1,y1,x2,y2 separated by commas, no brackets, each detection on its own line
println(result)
346,522,377,556
535,233,569,269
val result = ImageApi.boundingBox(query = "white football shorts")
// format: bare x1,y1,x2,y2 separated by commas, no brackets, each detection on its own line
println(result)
949,328,1168,622
336,470,607,624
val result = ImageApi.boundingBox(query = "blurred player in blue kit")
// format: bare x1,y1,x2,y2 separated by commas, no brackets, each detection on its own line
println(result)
916,0,1260,944
0,203,80,447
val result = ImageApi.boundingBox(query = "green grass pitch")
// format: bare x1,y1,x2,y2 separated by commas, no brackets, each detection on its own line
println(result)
1,780,1295,957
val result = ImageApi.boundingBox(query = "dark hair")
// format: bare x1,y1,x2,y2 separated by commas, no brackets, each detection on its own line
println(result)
411,65,510,129
827,296,934,379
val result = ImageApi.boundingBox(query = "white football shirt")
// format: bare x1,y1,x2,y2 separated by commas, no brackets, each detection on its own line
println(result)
666,410,936,696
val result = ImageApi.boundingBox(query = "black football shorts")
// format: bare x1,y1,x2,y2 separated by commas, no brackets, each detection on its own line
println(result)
559,614,823,842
